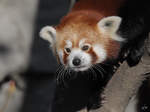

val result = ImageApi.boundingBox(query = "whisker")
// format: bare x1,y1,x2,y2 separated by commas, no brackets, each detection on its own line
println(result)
55,65,63,74
90,67,97,80
88,68,93,79
65,68,70,80
92,65,104,78
56,66,64,83
100,62,111,67
62,67,66,83
95,64,106,74
68,68,72,75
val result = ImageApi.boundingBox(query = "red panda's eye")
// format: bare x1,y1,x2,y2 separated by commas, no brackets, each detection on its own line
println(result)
65,48,71,54
82,45,90,51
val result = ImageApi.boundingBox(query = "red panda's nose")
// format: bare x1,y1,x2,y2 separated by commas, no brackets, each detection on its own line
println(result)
72,58,81,66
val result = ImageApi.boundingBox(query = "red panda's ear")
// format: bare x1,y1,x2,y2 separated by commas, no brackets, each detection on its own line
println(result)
40,26,56,47
97,16,122,34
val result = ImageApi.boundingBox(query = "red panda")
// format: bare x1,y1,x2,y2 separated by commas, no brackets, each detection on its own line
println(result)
40,0,125,72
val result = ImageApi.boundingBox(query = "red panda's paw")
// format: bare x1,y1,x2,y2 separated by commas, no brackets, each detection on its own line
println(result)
126,34,147,67
127,46,144,67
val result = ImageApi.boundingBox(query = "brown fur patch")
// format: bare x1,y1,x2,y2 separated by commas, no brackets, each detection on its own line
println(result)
88,48,98,63
63,51,68,65
72,0,125,13
57,0,125,30
55,0,124,64
105,39,121,59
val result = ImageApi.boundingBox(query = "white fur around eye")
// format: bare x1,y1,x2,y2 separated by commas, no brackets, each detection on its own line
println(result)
79,39,86,48
64,47,71,54
79,39,91,51
93,44,107,63
81,44,91,51
65,40,72,48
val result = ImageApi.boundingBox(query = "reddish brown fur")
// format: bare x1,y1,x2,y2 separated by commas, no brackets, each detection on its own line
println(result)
63,51,68,65
72,0,124,12
57,0,125,29
55,0,125,64
105,39,121,59
88,48,98,63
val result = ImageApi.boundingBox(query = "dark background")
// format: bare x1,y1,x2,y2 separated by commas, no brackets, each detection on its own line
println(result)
21,0,70,112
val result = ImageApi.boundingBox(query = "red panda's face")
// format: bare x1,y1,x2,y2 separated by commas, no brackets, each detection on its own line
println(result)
56,27,108,71
57,39,107,71
40,16,124,72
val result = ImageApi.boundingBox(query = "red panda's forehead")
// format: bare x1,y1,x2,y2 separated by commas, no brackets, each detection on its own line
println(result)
57,35,97,49
56,24,101,49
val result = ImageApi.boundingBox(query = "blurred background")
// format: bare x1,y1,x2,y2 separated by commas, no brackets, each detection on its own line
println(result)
0,0,69,112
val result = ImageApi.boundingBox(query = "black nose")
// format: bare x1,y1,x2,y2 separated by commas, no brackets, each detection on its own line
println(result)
72,58,81,66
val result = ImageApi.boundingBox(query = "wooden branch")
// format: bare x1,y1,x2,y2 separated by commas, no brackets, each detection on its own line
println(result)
90,38,150,112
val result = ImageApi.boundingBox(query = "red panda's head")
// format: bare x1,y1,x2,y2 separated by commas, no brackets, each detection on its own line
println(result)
40,16,124,72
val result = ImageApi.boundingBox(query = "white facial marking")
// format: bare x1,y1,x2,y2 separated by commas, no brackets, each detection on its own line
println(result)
79,39,86,48
93,44,107,63
65,40,72,48
58,50,64,64
68,49,92,71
